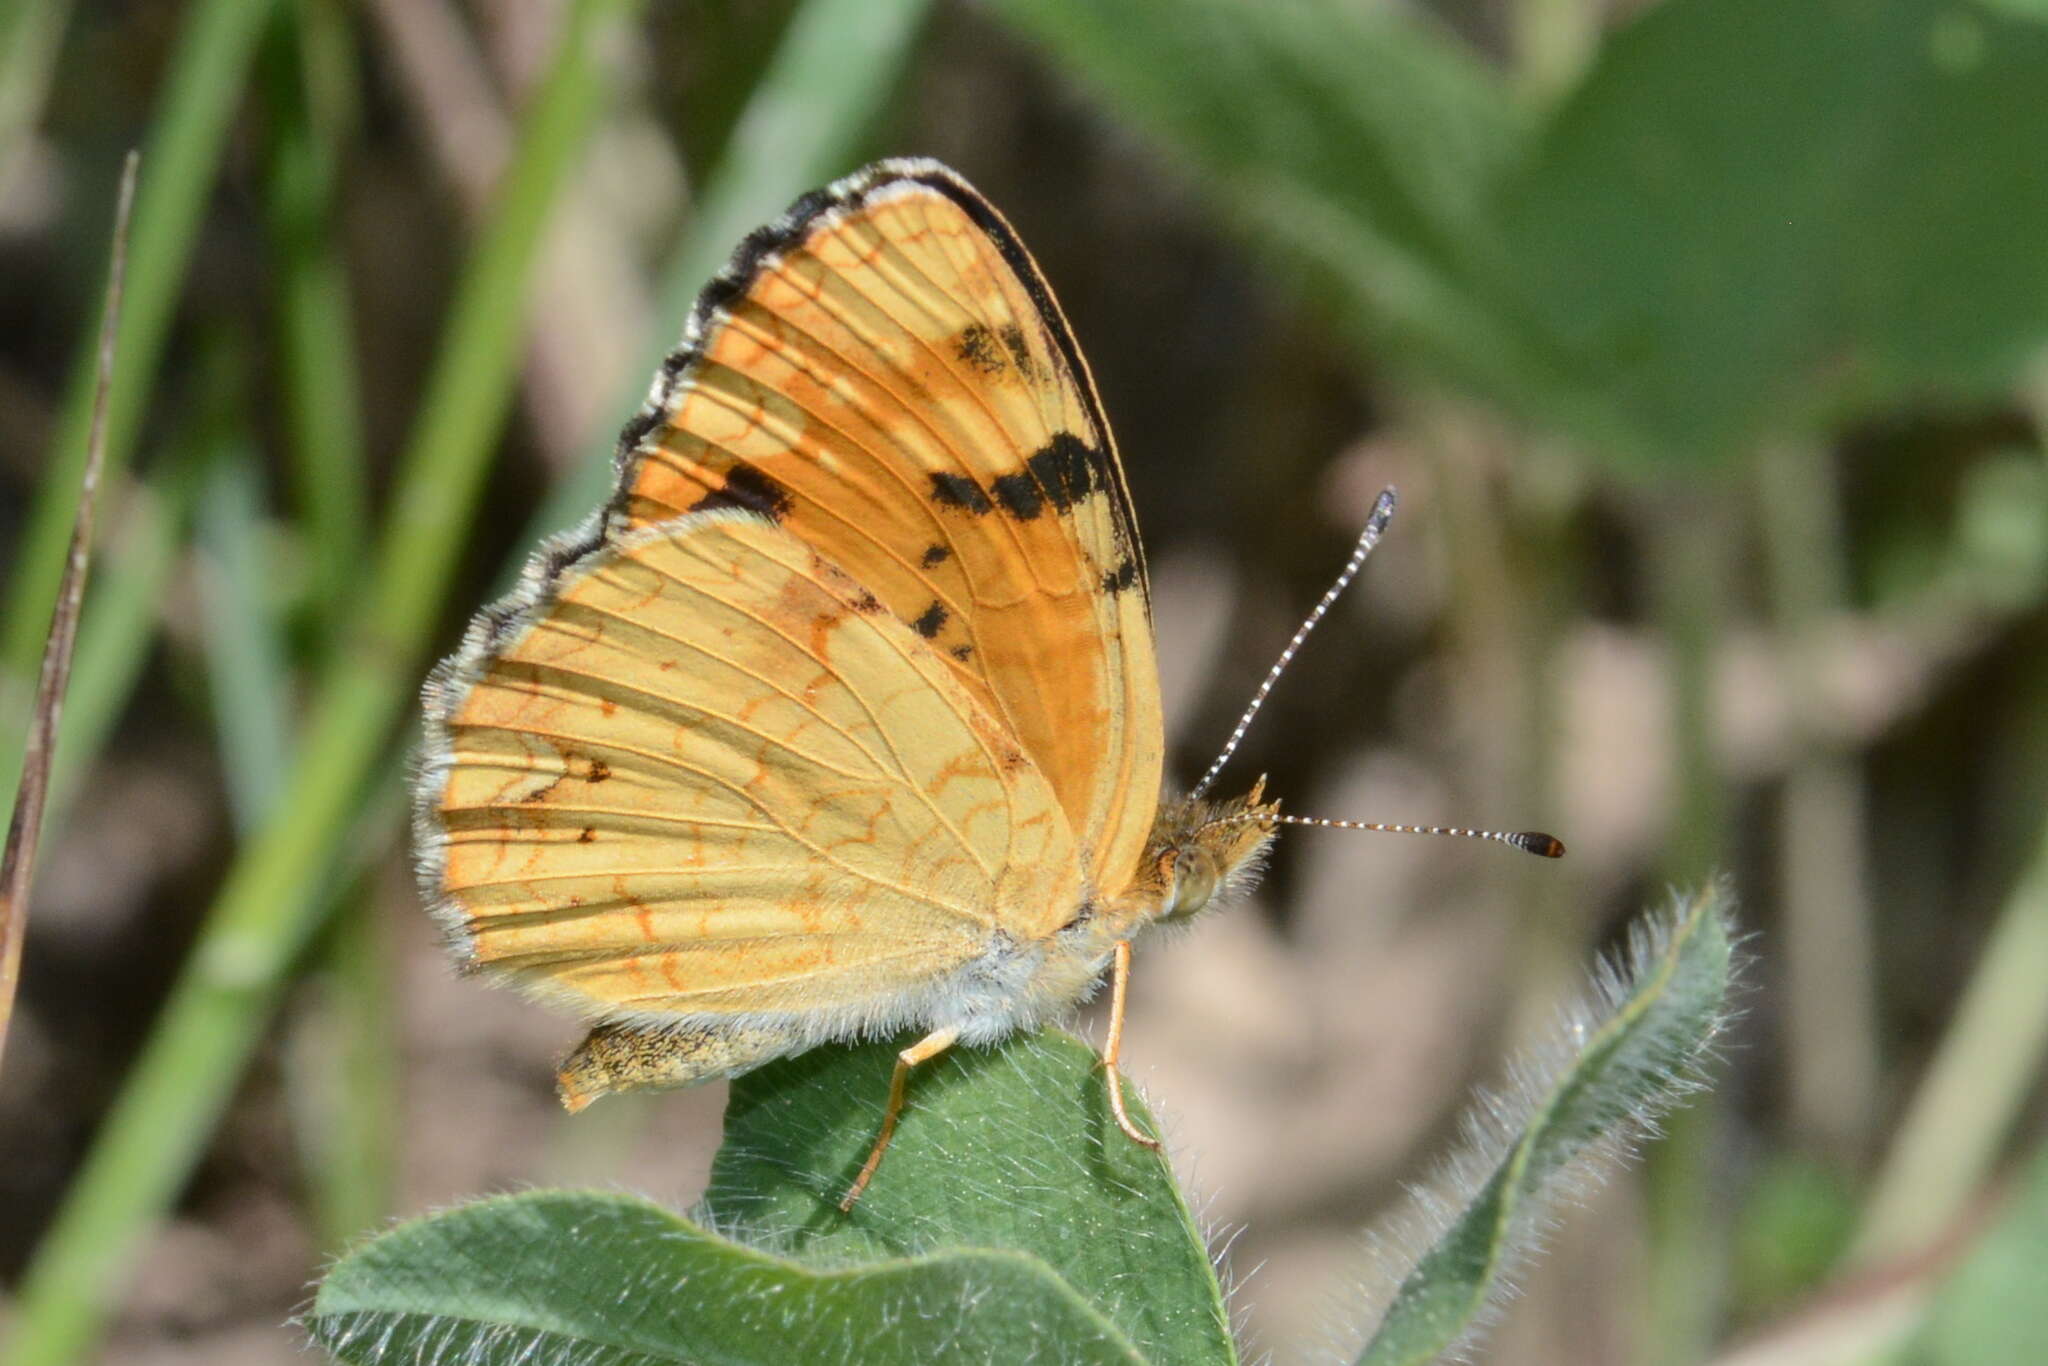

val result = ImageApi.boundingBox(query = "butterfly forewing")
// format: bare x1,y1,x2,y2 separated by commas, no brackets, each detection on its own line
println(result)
618,161,1163,895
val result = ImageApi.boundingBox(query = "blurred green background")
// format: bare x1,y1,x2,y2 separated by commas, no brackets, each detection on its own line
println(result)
4,0,2048,1362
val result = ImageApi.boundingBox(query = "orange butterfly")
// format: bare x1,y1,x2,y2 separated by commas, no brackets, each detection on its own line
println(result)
414,160,1550,1208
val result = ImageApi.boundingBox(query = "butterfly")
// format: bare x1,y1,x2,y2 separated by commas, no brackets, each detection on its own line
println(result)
413,159,1555,1209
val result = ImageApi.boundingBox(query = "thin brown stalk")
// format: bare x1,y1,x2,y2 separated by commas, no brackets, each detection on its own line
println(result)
0,150,139,1064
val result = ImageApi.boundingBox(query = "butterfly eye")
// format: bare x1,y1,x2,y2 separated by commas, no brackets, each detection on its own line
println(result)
1163,847,1222,920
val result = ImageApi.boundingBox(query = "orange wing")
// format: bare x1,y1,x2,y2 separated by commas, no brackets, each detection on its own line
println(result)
417,514,1087,1022
603,160,1163,895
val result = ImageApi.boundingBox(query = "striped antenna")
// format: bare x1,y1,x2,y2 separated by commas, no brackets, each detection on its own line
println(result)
1251,812,1565,859
1188,486,1398,801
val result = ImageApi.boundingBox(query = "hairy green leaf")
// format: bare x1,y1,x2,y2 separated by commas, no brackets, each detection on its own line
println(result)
1355,883,1735,1366
311,1191,1147,1366
308,1029,1233,1366
709,1029,1233,1363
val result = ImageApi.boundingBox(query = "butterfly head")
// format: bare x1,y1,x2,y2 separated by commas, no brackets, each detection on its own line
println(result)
1144,777,1282,924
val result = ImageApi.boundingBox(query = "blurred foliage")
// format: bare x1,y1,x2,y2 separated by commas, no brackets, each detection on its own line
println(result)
1733,1154,1860,1324
5,0,2048,1363
1903,1142,2048,1366
996,0,2048,467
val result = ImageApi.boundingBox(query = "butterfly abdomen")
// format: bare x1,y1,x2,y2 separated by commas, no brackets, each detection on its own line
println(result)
558,1018,797,1111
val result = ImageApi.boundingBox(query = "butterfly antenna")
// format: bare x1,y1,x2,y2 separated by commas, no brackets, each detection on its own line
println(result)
1256,812,1564,859
1188,487,1398,801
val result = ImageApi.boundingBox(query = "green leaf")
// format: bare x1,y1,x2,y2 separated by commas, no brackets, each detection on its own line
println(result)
310,1190,1146,1366
708,1030,1233,1363
307,1030,1233,1366
1355,883,1735,1366
1001,0,2048,468
989,0,1557,429
1497,0,2048,463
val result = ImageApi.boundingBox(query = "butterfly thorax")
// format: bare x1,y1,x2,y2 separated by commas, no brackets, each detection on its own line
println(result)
1011,780,1276,1031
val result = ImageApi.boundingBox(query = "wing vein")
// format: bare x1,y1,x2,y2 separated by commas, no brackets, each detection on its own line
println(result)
446,717,987,921
461,652,882,785
626,533,1013,882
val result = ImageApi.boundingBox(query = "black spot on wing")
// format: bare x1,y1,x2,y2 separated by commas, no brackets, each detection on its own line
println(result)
920,544,952,568
950,644,974,661
930,471,992,514
1100,558,1140,594
689,465,792,522
990,432,1110,521
1030,433,1108,510
953,323,1005,375
587,758,612,784
896,166,1151,599
999,324,1040,380
911,602,949,638
850,589,884,614
990,470,1043,520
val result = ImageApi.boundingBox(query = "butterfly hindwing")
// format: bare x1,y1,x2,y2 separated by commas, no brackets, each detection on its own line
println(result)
418,515,1088,1026
614,160,1164,895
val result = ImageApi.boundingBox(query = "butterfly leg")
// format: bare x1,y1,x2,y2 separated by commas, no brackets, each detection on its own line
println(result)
1103,938,1162,1151
839,1025,960,1211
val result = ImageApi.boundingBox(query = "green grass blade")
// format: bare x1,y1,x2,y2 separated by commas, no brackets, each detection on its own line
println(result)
1854,809,2048,1267
0,148,134,1079
39,458,202,832
1,322,241,827
193,441,295,829
287,885,400,1252
258,0,394,1250
263,0,368,627
3,4,638,1361
1355,884,1736,1366
512,0,934,562
352,0,635,647
1,0,275,686
0,0,71,186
